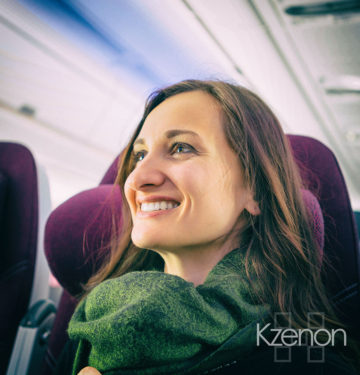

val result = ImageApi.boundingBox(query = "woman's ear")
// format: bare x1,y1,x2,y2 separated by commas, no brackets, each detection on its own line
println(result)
244,196,261,216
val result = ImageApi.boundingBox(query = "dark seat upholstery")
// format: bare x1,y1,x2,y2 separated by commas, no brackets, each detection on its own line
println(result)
0,142,39,373
287,135,360,331
41,135,360,374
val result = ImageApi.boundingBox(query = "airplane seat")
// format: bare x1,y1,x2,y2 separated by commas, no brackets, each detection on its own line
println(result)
41,157,122,373
287,135,360,335
42,185,122,374
41,135,359,374
0,142,54,375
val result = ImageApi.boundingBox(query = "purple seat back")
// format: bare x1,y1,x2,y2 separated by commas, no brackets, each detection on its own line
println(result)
0,142,39,373
288,135,360,328
42,134,359,373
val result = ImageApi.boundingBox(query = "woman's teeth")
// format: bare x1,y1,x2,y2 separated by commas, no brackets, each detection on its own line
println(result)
140,201,180,212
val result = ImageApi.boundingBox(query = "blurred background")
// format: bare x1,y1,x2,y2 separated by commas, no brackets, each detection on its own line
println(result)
0,0,359,210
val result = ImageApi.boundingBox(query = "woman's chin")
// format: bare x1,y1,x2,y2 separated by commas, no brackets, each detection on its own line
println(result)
131,232,163,250
131,235,182,253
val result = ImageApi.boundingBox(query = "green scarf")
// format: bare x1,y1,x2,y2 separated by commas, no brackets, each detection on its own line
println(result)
68,248,270,374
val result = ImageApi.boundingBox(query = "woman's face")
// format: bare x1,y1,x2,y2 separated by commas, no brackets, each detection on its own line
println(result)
124,90,257,253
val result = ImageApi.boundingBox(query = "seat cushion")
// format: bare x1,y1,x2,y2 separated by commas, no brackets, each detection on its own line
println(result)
45,185,122,296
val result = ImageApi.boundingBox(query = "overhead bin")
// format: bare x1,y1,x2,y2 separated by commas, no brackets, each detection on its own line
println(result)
284,0,360,16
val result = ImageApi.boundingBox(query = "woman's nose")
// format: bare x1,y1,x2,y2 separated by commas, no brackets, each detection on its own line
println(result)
126,154,166,191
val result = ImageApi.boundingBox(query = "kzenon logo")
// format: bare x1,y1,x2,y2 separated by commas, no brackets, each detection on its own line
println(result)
256,313,347,363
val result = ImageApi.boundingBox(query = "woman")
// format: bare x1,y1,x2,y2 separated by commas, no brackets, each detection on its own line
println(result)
60,80,357,374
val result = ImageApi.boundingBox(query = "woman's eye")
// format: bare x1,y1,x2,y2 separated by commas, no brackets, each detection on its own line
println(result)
131,143,195,165
171,143,194,154
133,151,145,163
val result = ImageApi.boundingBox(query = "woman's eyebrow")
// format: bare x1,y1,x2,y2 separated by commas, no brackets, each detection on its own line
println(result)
133,129,200,147
165,129,200,139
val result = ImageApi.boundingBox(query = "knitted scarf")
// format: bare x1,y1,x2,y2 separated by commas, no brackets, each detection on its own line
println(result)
68,248,270,374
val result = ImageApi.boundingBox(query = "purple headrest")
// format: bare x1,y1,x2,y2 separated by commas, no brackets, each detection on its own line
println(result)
0,143,38,276
44,184,324,296
45,185,122,296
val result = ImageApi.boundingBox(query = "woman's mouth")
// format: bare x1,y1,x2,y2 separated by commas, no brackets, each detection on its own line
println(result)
141,201,180,212
136,200,180,217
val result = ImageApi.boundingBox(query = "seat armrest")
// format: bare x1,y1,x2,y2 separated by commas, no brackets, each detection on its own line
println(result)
6,300,56,375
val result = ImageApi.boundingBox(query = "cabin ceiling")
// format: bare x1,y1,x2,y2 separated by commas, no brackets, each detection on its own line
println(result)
0,0,359,209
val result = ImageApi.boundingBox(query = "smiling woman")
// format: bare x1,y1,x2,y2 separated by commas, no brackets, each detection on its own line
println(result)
124,90,259,286
59,80,358,375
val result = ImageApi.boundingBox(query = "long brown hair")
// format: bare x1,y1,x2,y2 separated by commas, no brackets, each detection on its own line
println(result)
84,80,339,331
